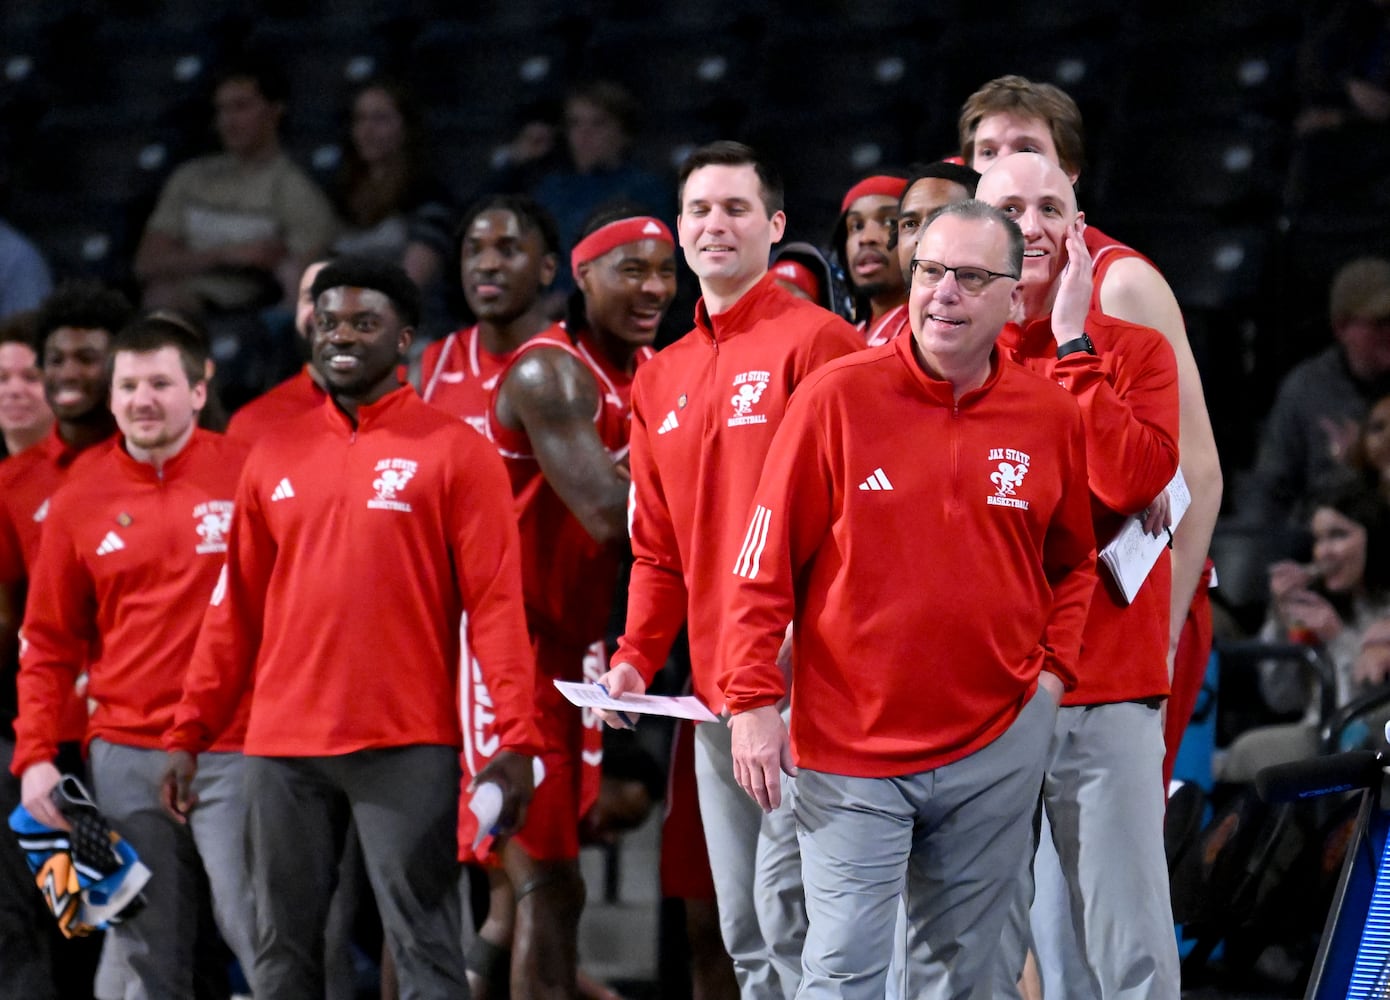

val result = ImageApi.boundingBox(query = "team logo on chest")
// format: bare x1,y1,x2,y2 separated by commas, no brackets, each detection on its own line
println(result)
729,370,771,427
369,458,418,512
986,447,1032,510
193,500,233,554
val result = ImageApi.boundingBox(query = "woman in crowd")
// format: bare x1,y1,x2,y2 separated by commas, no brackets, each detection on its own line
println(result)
330,79,454,334
1222,477,1390,780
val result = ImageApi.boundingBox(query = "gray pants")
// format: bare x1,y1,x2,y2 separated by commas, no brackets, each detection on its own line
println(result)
797,686,1056,1000
244,746,467,1000
88,739,256,1000
996,701,1179,1000
695,717,805,1000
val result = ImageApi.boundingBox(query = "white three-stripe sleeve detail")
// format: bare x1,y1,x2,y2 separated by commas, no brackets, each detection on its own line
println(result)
733,505,772,579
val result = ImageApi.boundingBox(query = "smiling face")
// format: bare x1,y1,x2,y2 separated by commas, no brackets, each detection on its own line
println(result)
43,327,112,423
578,238,677,348
0,341,52,446
976,152,1080,294
843,194,904,300
111,346,205,459
312,286,410,406
460,209,556,325
678,163,786,303
909,213,1020,388
1311,506,1369,594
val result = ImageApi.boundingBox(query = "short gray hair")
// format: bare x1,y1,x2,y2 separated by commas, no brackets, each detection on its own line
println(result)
921,199,1024,277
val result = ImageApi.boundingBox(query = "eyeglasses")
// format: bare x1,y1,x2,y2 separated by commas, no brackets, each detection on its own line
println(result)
910,258,1019,294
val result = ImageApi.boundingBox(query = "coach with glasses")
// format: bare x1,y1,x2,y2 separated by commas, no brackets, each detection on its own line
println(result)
719,199,1097,999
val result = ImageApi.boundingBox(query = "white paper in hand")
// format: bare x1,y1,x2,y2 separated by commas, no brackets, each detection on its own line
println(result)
1098,469,1191,604
553,680,719,722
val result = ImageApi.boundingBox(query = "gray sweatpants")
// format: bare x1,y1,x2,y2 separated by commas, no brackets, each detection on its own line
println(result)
243,746,467,1000
89,739,256,1000
695,716,806,1000
796,685,1056,1000
995,701,1179,1000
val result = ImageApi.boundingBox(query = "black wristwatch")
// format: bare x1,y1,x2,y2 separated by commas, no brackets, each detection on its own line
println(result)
1056,333,1096,359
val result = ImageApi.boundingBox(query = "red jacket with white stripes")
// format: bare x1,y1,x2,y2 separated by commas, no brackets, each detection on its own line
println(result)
721,335,1097,777
165,387,543,759
12,430,250,775
614,273,862,712
999,311,1180,705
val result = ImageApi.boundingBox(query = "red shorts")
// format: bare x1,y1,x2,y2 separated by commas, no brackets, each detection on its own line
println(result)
458,635,604,864
660,721,717,900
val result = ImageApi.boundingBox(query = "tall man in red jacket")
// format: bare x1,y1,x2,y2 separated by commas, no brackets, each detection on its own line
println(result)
724,200,1097,999
959,76,1221,788
163,257,544,997
979,153,1181,998
594,141,862,999
15,314,257,998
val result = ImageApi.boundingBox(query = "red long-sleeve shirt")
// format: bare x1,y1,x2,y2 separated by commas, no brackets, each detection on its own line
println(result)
165,387,543,758
11,431,250,775
614,274,862,711
721,336,1097,777
0,427,114,587
1000,312,1180,704
0,426,116,743
225,368,326,445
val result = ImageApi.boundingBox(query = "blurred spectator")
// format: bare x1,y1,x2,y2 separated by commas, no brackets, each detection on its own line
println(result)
1246,256,1390,534
770,242,841,315
533,82,669,289
1222,477,1390,779
134,58,339,318
485,100,566,197
1347,391,1390,499
330,81,452,291
0,218,52,321
0,311,52,458
1295,0,1390,134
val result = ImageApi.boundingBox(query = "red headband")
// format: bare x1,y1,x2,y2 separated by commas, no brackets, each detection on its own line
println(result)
771,260,821,303
839,175,908,214
570,217,674,281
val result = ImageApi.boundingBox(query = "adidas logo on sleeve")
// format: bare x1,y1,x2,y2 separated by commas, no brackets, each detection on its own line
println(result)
656,411,679,435
270,478,295,502
857,468,894,491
